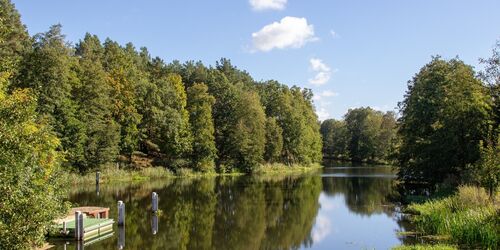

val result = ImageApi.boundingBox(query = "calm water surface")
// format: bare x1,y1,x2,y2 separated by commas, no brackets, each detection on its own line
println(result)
54,163,412,249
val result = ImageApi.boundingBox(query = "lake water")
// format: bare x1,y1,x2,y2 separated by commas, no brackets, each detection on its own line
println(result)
53,163,413,249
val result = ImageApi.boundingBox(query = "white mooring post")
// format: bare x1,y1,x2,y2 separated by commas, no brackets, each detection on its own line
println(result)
96,171,100,185
151,214,158,235
62,221,67,235
152,192,158,213
118,224,126,249
118,200,125,226
74,211,84,241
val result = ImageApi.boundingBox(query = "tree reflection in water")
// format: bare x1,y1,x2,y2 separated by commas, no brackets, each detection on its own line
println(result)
54,165,418,249
55,174,322,250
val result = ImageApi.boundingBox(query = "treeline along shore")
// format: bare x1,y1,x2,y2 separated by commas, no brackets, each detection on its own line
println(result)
1,0,499,249
2,20,323,175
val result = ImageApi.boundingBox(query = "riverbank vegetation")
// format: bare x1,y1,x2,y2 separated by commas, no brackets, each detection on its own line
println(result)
392,244,457,250
321,41,500,248
0,0,323,248
394,44,500,249
406,186,499,249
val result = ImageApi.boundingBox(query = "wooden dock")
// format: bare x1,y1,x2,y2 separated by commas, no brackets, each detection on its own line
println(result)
57,218,114,240
52,206,114,241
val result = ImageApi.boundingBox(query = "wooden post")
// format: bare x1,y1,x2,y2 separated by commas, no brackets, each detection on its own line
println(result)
152,192,158,213
74,211,83,241
117,201,125,226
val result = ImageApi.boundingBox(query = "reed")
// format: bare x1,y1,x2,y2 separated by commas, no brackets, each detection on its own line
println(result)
62,166,174,184
392,244,457,250
407,186,499,249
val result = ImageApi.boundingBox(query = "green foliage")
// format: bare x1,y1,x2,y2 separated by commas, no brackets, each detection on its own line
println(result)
345,107,382,161
232,90,266,172
0,87,68,249
74,33,120,171
0,0,29,75
14,25,87,170
187,83,217,172
471,139,500,198
407,186,499,249
264,117,284,163
102,39,142,154
320,108,397,163
156,73,192,161
320,119,349,158
480,41,500,138
258,81,323,165
397,57,492,185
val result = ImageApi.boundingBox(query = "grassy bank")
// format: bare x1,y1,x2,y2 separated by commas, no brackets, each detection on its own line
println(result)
62,163,323,184
392,244,457,250
404,186,499,249
253,163,323,175
61,167,175,184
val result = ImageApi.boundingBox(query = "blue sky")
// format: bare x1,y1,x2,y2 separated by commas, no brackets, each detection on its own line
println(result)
12,0,500,120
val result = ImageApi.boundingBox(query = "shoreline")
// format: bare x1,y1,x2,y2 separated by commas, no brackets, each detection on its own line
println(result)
62,163,324,185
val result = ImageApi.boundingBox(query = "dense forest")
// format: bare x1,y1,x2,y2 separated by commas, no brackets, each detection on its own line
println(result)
320,108,397,163
0,2,322,175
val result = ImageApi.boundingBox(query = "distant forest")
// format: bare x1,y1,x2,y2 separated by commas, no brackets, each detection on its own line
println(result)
321,108,397,164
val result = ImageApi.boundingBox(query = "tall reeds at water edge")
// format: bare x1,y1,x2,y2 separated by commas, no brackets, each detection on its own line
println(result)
406,186,499,249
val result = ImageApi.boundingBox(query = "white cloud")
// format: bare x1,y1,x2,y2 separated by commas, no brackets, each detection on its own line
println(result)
309,58,333,85
319,193,337,211
310,58,331,72
313,90,339,101
330,30,337,38
252,16,317,52
316,108,330,121
321,90,338,97
312,214,332,243
249,0,287,11
309,72,331,85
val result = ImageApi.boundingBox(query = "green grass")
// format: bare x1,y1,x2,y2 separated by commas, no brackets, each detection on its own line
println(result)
61,166,174,184
62,162,320,185
405,186,500,249
392,244,457,250
253,162,322,175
